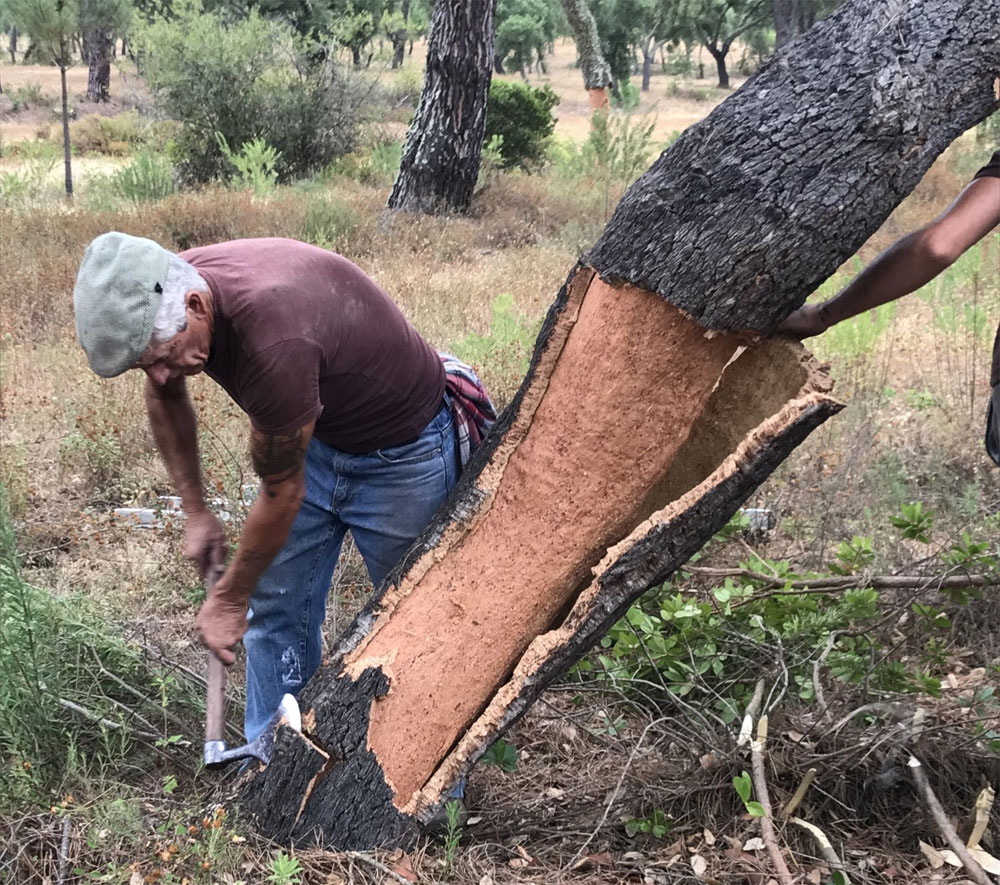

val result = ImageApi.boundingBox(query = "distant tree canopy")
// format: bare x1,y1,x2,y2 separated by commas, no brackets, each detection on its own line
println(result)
494,0,564,78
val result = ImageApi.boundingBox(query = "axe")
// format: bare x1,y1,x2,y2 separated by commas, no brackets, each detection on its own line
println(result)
201,569,302,769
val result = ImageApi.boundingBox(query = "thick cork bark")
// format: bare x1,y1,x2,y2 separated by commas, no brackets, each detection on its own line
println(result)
236,269,841,846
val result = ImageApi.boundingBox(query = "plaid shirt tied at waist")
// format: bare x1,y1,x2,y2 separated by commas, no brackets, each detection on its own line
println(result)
439,352,497,470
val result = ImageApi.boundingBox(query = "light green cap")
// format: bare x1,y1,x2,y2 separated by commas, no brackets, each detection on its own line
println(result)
73,231,172,377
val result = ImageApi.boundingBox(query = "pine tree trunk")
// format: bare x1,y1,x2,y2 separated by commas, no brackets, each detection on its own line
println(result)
559,0,612,91
387,0,496,213
8,27,16,65
59,57,73,199
84,29,112,102
236,0,1000,849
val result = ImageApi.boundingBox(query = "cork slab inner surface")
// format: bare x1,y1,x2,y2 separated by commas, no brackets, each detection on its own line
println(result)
343,275,741,807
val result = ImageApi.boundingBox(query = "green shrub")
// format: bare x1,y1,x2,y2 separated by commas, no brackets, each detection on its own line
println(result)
6,80,45,112
216,134,280,196
70,110,144,155
134,0,360,184
484,80,559,168
300,197,362,250
112,149,176,203
611,80,640,110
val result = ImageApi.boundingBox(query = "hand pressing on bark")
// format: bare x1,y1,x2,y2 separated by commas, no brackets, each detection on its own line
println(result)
197,582,248,665
776,169,1000,341
776,303,828,339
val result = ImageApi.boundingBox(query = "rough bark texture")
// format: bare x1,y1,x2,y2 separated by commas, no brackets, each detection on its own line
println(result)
773,0,814,48
560,0,612,90
83,28,111,102
235,0,999,850
387,0,496,214
588,0,1000,334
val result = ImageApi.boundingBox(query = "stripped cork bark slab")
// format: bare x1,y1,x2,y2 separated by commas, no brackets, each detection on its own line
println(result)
236,267,841,847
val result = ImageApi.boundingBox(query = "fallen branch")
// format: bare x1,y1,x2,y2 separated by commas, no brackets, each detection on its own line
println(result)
686,566,1000,593
790,817,846,873
344,851,414,885
56,815,71,885
750,717,794,885
968,786,995,849
908,756,990,885
781,768,816,817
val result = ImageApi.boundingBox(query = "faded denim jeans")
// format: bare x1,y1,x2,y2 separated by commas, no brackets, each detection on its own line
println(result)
243,403,457,742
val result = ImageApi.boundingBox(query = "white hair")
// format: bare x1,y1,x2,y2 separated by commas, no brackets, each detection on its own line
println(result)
151,255,210,344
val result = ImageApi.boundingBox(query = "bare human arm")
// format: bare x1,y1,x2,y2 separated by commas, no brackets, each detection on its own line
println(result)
145,375,227,577
778,174,1000,338
195,420,315,664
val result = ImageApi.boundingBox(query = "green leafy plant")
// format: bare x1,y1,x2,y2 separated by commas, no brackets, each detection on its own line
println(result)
732,771,765,817
611,79,640,110
829,535,875,575
441,799,464,878
482,738,518,772
6,80,45,112
267,851,303,885
625,808,671,837
216,133,281,196
890,501,934,543
484,79,559,168
135,0,359,184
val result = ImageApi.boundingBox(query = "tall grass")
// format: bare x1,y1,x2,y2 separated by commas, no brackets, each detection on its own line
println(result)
0,488,203,810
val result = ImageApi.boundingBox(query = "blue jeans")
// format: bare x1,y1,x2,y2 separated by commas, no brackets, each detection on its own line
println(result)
243,403,458,742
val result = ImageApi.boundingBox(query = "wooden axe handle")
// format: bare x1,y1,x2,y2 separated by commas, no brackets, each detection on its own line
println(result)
203,567,228,744
205,653,227,743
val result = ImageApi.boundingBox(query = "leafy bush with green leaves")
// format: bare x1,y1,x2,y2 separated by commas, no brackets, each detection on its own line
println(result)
134,0,359,184
484,80,559,168
576,508,1000,725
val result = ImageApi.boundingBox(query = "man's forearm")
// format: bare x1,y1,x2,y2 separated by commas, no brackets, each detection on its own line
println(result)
145,378,206,512
818,229,945,327
212,479,303,605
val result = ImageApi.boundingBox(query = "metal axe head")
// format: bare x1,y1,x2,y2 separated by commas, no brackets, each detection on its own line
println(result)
203,693,302,769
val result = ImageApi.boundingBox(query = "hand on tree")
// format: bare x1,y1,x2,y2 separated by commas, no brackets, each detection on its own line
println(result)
196,584,247,665
184,509,228,580
775,303,828,339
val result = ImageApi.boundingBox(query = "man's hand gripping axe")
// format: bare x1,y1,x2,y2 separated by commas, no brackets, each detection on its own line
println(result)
202,568,301,769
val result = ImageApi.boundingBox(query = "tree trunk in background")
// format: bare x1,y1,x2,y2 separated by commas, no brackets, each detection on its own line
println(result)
641,45,653,91
559,0,612,106
706,42,729,87
387,0,496,214
8,27,17,64
59,57,73,198
237,0,1000,849
773,0,815,48
84,29,112,102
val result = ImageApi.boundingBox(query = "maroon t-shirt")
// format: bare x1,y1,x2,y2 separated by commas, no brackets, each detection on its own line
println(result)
182,239,445,453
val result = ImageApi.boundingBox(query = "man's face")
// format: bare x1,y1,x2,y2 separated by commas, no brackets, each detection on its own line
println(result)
136,290,213,386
